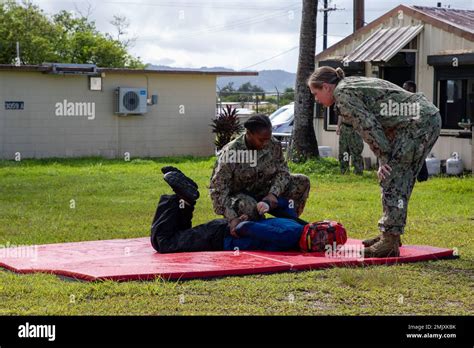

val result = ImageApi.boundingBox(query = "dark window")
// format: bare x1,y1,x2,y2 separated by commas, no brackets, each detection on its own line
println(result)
379,52,416,88
434,66,474,131
326,105,338,126
316,104,337,126
438,79,473,129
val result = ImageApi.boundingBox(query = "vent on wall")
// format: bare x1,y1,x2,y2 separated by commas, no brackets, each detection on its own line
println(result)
43,63,98,75
114,87,148,115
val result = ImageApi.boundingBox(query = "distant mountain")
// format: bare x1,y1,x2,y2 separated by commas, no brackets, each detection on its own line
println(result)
146,64,296,91
146,64,235,72
217,69,296,92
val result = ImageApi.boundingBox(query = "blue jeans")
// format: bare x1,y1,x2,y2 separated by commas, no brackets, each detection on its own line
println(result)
224,218,304,251
224,198,304,251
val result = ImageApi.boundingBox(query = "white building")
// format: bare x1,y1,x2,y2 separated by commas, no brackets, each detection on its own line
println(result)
0,63,256,159
314,5,474,172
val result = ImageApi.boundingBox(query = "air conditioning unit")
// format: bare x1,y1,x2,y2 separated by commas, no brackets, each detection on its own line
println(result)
114,87,147,115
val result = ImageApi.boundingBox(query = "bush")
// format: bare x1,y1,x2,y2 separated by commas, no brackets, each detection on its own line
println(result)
210,105,243,151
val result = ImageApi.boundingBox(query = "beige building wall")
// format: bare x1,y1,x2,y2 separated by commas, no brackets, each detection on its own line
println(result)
315,10,474,171
0,71,217,159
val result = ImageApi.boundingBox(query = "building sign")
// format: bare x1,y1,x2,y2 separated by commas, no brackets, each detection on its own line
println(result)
5,101,24,110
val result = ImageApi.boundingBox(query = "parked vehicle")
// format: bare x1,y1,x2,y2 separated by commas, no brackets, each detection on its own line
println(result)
270,103,294,134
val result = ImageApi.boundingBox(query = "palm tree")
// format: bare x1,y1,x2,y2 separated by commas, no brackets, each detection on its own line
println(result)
292,0,319,161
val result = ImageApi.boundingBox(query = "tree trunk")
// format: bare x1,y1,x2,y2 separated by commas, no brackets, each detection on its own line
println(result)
292,0,319,161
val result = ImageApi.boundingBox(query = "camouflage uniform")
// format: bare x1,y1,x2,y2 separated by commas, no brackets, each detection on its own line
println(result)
338,121,364,174
334,77,441,235
209,134,310,221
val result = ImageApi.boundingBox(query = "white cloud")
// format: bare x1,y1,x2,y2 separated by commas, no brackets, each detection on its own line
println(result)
34,0,474,73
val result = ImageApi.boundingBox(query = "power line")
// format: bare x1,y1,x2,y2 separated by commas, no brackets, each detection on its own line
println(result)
135,4,300,41
240,46,299,70
104,0,296,10
105,0,298,6
182,5,298,37
36,0,301,11
35,0,301,43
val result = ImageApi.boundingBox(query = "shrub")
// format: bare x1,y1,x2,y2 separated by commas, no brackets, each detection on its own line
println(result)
210,105,243,150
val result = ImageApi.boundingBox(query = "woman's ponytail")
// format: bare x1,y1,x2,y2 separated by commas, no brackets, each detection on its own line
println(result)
335,67,345,80
307,66,345,88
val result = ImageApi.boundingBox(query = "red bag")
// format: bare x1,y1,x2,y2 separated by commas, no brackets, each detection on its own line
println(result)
299,220,347,252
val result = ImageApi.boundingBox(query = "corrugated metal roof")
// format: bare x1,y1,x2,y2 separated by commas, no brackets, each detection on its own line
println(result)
316,5,474,62
342,24,424,63
413,6,474,35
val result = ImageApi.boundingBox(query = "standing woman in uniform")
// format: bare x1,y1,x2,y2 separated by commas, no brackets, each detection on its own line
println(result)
307,67,441,257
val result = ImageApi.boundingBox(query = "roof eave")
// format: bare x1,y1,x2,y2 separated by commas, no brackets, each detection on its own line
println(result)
99,68,258,76
315,4,474,62
0,64,258,76
315,4,409,61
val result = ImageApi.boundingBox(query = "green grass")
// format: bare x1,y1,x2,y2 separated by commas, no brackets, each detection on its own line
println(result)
0,156,472,315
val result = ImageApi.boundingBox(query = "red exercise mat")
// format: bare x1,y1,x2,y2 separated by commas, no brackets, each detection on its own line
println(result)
0,238,456,281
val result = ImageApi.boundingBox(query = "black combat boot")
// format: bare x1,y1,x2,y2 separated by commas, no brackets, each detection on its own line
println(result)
161,166,198,189
163,171,199,205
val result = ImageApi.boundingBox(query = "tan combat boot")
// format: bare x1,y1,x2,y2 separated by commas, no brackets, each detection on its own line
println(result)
363,233,402,247
363,232,401,258
362,234,382,247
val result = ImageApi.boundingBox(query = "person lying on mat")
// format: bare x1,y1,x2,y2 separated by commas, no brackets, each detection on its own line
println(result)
151,166,306,253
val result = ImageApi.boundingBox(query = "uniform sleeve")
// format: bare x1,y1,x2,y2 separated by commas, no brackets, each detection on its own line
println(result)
268,141,291,197
335,89,391,166
209,153,239,221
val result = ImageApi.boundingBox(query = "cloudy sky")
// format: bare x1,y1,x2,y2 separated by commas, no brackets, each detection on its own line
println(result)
35,0,473,72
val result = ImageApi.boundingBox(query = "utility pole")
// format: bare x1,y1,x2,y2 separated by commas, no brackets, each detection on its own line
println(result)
323,0,328,49
353,0,365,32
319,0,340,50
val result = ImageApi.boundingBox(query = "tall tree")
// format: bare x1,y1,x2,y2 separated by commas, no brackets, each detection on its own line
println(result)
0,0,144,68
292,0,319,161
110,14,137,49
0,1,61,65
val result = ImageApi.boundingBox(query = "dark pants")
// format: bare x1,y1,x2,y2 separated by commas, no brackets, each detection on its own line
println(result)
417,161,429,182
150,195,305,253
151,194,228,253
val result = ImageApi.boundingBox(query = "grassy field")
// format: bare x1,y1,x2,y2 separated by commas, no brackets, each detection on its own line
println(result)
0,156,472,315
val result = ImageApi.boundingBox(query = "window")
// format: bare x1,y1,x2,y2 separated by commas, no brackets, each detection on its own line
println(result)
434,66,474,131
326,105,338,127
438,78,472,129
315,104,336,123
